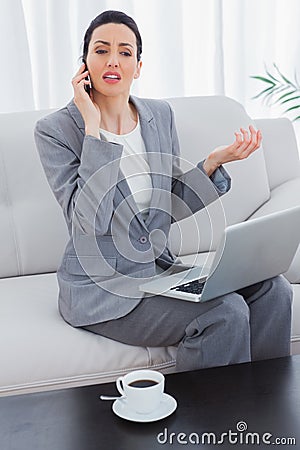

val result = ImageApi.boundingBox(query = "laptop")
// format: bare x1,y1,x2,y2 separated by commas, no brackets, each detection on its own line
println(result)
140,206,300,302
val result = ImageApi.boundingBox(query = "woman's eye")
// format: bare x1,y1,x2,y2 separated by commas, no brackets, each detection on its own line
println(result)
121,51,131,57
96,49,107,54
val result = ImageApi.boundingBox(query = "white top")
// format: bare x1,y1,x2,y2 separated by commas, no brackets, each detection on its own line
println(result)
100,121,152,216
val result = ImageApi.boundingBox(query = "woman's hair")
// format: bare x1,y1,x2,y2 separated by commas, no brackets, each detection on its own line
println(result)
82,10,142,62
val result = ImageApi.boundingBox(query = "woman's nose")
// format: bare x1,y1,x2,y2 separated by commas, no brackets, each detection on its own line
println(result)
107,53,119,68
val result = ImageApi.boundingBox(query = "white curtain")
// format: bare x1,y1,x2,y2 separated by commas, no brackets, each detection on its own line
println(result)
1,0,35,112
1,0,300,128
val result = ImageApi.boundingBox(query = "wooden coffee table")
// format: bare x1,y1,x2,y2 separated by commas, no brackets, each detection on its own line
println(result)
1,356,299,449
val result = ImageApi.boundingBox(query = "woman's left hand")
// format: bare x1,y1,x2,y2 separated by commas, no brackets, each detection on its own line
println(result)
203,125,262,176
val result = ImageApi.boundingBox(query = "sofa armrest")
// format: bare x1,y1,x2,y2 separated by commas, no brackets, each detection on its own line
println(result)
254,118,300,190
248,177,300,283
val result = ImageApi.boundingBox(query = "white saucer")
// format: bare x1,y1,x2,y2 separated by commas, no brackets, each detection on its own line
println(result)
112,393,177,423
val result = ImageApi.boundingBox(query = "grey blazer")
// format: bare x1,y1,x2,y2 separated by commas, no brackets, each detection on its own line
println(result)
34,96,231,327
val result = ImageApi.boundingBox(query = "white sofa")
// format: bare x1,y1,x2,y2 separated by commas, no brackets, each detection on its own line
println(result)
1,96,300,397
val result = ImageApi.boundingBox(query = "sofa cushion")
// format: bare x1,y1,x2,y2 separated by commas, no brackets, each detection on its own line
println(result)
0,273,176,396
167,96,270,255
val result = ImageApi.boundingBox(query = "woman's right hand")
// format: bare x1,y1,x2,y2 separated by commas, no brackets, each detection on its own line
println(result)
72,63,101,138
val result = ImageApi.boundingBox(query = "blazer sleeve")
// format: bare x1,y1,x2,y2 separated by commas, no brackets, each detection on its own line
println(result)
168,103,231,222
34,115,123,236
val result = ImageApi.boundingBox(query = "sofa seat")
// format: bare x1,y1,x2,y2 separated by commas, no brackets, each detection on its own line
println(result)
0,274,177,396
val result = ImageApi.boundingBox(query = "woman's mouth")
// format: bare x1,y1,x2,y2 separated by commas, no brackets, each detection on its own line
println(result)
102,72,121,84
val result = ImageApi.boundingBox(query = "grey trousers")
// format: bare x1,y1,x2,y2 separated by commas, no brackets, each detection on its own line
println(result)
83,275,293,371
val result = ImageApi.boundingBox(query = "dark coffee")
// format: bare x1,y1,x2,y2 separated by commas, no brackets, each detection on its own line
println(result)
129,379,159,388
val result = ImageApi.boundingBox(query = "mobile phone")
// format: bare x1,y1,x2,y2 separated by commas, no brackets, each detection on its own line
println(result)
83,60,92,95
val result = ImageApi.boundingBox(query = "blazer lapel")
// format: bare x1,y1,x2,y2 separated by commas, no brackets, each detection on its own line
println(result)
67,97,163,228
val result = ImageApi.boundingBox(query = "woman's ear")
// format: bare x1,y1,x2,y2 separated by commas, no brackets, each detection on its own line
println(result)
134,60,142,79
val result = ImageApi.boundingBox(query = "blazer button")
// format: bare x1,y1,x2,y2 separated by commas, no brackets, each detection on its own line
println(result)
139,236,148,244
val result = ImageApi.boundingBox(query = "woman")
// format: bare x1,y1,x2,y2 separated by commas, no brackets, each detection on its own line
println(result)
35,10,292,371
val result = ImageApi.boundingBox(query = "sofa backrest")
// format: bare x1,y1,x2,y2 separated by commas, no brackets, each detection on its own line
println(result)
0,96,296,277
0,109,68,278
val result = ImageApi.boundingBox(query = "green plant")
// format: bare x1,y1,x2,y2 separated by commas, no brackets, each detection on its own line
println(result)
251,63,300,121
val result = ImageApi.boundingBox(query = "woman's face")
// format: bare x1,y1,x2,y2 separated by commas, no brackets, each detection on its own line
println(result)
86,23,142,98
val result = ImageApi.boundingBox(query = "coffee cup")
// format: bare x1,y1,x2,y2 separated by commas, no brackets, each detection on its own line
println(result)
116,369,164,414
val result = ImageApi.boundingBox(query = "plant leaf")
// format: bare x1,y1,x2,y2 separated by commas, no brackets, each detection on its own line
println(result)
262,85,291,106
273,63,296,88
250,75,275,85
264,63,280,82
251,64,300,120
268,85,290,98
281,95,300,105
251,85,276,100
275,90,298,104
284,105,300,113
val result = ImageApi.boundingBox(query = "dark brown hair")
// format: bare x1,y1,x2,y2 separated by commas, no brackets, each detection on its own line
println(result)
82,10,142,63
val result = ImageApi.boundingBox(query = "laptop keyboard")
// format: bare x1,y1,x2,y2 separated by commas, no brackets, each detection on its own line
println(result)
170,279,205,295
